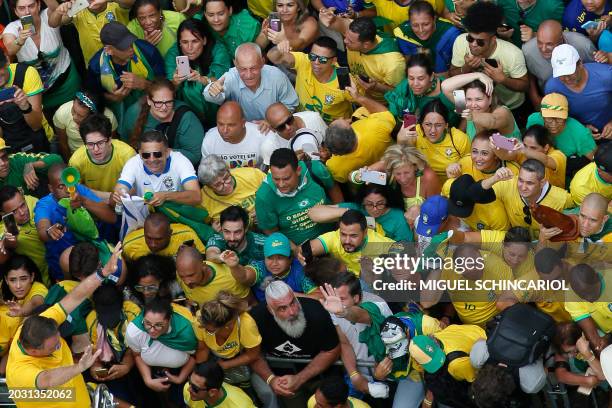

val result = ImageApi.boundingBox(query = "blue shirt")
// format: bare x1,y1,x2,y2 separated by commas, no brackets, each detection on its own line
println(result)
562,0,612,34
203,65,299,121
544,63,612,131
34,185,101,280
249,258,316,302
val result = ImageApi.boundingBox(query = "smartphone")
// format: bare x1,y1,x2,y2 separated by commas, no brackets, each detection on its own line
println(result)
403,111,417,128
581,21,599,31
358,74,370,83
0,87,15,102
360,169,387,185
484,58,498,68
491,133,517,151
176,56,190,78
67,0,90,17
95,368,109,378
2,213,18,236
453,89,466,114
336,67,350,90
366,216,376,230
269,12,281,32
20,15,34,33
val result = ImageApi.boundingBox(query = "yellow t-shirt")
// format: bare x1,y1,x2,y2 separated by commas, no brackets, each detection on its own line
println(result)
517,148,566,189
347,36,406,102
493,177,575,237
183,382,255,408
0,305,21,356
308,395,372,408
363,0,444,29
69,139,136,193
416,126,470,184
193,312,261,359
201,167,265,224
0,195,48,286
179,262,250,308
434,324,485,382
53,102,118,154
292,52,353,122
20,281,48,304
6,303,90,408
326,111,394,183
72,3,130,64
123,223,206,262
6,64,53,140
86,300,141,347
317,228,394,276
570,162,612,206
565,272,612,333
441,251,512,327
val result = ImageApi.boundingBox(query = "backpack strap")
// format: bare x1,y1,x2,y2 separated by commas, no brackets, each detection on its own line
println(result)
166,105,192,148
304,160,326,192
12,63,29,89
445,350,468,365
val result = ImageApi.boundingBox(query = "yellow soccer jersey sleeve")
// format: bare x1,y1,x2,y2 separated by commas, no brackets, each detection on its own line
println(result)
570,162,612,206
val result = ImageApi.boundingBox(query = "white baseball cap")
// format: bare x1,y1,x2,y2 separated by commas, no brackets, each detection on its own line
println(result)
551,44,580,78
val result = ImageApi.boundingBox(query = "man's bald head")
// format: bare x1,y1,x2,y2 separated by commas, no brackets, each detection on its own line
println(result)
216,101,246,143
176,246,206,288
536,20,564,59
266,103,296,139
578,193,610,238
218,101,244,121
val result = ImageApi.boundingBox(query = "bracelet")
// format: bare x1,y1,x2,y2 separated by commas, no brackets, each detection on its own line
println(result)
349,371,359,378
20,103,32,114
423,399,433,406
95,267,106,282
266,374,276,385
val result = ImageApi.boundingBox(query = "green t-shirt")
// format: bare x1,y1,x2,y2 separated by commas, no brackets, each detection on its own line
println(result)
496,0,564,47
121,100,204,166
127,10,186,57
339,202,413,242
210,9,261,60
526,112,596,158
255,161,334,244
0,152,63,195
206,231,266,265
164,41,231,127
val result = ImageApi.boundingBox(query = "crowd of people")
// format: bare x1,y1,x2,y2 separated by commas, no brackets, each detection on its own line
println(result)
0,0,609,406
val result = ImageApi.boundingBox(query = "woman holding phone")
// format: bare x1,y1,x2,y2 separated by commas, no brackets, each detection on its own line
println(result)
441,72,521,141
259,0,318,52
127,0,185,57
3,0,80,119
165,18,230,127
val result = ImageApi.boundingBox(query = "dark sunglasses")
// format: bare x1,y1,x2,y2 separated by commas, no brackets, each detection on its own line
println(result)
189,381,206,393
308,52,330,64
466,35,487,47
274,115,295,132
141,151,163,159
523,204,532,225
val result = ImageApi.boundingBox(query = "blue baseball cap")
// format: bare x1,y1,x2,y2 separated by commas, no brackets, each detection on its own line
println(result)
416,195,448,237
264,232,291,257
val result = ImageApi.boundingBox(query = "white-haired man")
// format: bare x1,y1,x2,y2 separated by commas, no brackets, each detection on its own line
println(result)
249,281,340,408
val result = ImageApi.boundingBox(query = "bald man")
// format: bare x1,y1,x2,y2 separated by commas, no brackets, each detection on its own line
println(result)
201,101,266,169
175,245,251,307
203,42,299,123
522,20,596,104
261,103,328,167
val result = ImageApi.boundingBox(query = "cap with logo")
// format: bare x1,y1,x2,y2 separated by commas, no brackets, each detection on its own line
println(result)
264,232,291,257
540,93,568,119
594,142,612,174
448,174,497,218
409,335,445,374
416,195,448,237
551,44,580,78
100,22,138,51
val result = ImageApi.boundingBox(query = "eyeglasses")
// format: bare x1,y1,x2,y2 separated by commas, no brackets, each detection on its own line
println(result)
210,172,232,189
189,381,206,393
85,139,109,150
422,122,446,130
274,115,295,132
134,284,159,293
308,53,330,64
150,99,174,109
466,35,487,47
141,151,163,159
363,201,386,210
523,205,532,225
143,320,167,331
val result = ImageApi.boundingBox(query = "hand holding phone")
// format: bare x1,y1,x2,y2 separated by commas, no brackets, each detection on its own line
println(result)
452,90,466,114
20,15,34,33
360,169,387,185
68,0,90,17
580,21,599,31
403,112,417,128
491,133,517,151
269,12,281,32
95,368,109,378
484,58,498,68
176,56,190,78
336,66,350,90
2,213,19,236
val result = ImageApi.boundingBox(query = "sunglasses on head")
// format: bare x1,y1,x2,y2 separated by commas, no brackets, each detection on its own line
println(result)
307,52,330,64
523,204,532,225
466,35,487,47
141,151,163,159
274,115,295,132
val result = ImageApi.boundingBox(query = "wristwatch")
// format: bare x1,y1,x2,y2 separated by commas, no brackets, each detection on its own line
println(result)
20,103,32,114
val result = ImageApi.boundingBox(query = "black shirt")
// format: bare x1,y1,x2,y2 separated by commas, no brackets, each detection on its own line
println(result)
250,297,339,360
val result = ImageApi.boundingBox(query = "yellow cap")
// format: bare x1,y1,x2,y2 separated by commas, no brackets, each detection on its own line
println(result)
540,93,568,119
0,138,11,151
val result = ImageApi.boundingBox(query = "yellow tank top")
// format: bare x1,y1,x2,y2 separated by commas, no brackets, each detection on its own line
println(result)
403,175,425,208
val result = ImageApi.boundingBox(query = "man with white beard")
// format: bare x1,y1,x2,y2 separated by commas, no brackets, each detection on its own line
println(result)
250,281,341,408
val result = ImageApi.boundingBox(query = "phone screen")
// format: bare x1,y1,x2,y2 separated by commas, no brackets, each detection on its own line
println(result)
336,67,350,90
484,59,498,68
2,213,18,236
